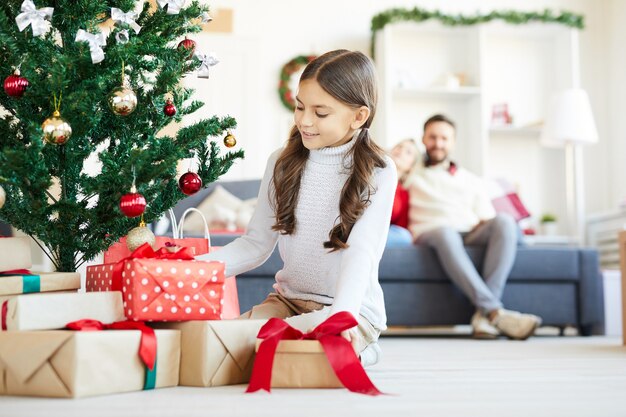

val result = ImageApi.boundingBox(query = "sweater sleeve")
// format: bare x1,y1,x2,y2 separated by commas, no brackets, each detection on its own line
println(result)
329,157,398,318
195,149,281,276
473,176,496,221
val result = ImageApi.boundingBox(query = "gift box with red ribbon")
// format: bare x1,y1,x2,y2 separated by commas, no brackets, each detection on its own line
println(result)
0,291,125,331
86,244,239,321
246,312,384,396
0,320,180,398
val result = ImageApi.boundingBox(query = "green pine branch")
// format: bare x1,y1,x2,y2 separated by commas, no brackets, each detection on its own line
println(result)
0,1,244,271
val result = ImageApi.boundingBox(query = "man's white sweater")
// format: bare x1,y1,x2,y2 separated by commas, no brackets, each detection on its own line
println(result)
408,161,496,239
197,139,397,330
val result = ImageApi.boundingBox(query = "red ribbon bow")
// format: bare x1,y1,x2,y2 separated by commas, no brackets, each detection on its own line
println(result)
65,319,157,370
111,242,195,291
246,311,383,396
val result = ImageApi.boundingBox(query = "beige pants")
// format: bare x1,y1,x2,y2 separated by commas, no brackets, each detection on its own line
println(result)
239,293,380,354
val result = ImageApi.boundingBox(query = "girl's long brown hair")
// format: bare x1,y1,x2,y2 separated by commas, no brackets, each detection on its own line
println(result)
271,50,387,251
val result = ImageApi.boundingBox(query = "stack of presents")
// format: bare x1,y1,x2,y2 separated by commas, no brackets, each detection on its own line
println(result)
0,235,381,398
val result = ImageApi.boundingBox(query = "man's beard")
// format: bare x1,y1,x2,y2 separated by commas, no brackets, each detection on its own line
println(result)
426,150,448,165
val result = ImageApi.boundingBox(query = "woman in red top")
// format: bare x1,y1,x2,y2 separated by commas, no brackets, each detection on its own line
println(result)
387,139,420,247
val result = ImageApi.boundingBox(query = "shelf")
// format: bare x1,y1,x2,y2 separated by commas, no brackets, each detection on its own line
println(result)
489,126,542,137
393,86,481,100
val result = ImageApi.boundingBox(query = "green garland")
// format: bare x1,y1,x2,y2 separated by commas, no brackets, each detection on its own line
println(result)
370,8,585,56
278,55,317,111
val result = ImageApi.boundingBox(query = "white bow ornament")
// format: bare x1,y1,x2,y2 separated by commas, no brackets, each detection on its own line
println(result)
15,0,54,37
75,29,107,64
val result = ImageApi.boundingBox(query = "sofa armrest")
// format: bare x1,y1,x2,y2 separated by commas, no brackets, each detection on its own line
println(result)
578,249,605,334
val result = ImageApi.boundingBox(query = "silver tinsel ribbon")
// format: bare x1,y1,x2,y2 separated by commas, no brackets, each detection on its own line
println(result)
15,0,53,37
157,0,186,15
195,52,219,79
111,8,141,34
75,29,107,64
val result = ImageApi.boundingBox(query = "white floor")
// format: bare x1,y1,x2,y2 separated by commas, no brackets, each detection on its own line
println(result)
2,336,626,417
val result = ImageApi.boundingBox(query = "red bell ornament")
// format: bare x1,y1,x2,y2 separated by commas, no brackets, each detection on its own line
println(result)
4,69,29,97
178,172,202,195
120,185,147,218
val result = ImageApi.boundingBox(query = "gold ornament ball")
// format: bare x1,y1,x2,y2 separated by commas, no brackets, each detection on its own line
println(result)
224,132,237,148
42,111,72,145
0,185,5,209
126,223,156,252
108,86,138,116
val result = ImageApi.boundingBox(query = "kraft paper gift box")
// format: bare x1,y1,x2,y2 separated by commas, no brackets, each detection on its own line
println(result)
0,329,180,398
254,339,343,388
86,260,240,320
247,313,383,395
0,237,31,273
0,291,125,331
153,319,266,387
0,271,80,296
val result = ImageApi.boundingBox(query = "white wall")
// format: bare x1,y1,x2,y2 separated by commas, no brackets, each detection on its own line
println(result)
190,0,617,216
607,0,626,210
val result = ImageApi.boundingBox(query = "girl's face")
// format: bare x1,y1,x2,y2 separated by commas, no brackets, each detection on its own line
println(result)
294,79,368,150
390,140,419,175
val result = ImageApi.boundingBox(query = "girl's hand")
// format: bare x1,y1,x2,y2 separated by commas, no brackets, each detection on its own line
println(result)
340,329,359,352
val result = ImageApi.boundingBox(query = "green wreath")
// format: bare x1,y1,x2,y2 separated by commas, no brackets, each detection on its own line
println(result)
278,55,317,111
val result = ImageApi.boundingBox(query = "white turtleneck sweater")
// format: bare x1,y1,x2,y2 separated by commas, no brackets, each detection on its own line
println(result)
196,139,397,330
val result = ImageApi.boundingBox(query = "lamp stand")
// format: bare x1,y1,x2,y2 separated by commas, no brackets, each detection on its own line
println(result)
565,142,585,245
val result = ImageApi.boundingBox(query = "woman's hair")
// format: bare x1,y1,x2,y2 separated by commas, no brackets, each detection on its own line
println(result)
391,138,421,187
271,49,387,251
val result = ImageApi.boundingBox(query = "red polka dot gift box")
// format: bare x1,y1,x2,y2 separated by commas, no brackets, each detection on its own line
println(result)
86,244,240,321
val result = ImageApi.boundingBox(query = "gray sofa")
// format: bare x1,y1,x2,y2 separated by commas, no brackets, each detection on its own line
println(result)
171,179,605,335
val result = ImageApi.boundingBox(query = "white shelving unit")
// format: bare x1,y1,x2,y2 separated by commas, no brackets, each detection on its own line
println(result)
373,20,580,236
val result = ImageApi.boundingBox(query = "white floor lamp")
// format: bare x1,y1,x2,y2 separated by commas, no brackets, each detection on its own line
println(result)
540,88,598,245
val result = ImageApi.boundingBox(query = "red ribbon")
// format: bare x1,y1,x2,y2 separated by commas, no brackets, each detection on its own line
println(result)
1,301,7,331
246,311,383,396
111,243,195,291
0,269,32,275
65,319,157,370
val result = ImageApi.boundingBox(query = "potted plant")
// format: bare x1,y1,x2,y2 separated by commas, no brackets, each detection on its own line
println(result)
540,213,558,236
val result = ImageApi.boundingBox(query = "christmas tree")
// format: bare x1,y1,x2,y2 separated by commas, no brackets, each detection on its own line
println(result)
0,0,244,272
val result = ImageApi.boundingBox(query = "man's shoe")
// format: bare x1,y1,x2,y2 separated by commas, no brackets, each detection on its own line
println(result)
491,309,542,340
471,311,499,339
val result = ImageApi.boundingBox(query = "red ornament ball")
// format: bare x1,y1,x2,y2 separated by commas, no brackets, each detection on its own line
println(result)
4,70,29,98
178,172,202,195
120,190,147,218
177,38,196,59
163,99,177,117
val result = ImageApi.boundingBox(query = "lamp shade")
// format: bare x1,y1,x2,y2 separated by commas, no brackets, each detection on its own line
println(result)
540,88,598,148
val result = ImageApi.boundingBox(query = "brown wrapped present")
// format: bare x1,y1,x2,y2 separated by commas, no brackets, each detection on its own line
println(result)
0,328,180,398
0,292,125,331
0,272,80,296
154,319,265,387
0,237,31,273
255,339,343,388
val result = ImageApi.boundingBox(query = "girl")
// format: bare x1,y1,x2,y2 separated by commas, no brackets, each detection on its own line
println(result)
387,139,420,247
197,49,397,366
